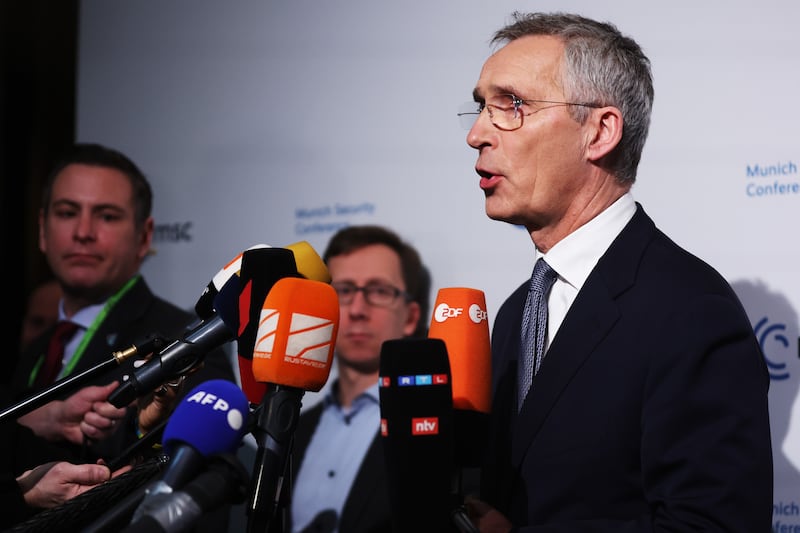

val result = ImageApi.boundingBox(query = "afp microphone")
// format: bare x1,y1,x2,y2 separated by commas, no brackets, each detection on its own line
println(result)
130,379,249,524
247,277,339,533
428,288,491,469
379,337,455,533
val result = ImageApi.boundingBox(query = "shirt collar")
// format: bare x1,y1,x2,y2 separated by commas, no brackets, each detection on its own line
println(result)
541,192,636,293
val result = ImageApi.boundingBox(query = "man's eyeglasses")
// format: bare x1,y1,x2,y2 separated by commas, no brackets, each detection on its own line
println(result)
457,93,600,131
331,282,411,307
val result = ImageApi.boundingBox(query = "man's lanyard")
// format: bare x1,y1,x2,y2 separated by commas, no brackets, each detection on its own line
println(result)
28,275,140,387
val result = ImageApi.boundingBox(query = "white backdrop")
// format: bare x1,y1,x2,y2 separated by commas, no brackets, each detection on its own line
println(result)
78,0,800,525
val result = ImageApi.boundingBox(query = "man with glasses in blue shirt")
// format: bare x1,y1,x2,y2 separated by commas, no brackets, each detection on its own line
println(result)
288,225,430,533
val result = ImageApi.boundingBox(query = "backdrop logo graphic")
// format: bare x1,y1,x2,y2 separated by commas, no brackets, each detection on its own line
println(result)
153,221,193,242
753,316,793,381
744,159,800,198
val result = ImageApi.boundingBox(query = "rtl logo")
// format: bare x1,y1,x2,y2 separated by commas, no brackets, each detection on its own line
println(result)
412,417,439,435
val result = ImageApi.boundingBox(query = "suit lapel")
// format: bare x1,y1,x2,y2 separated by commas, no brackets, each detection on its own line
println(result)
511,205,655,465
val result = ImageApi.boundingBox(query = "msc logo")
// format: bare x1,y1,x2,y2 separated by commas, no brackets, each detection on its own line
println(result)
434,302,488,324
412,417,439,435
253,310,335,369
754,316,794,381
153,221,193,242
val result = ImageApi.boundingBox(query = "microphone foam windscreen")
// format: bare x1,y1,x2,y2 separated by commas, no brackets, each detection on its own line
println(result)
195,244,270,319
236,247,300,403
428,287,491,413
285,240,331,283
428,287,492,469
161,379,248,457
378,338,454,532
251,277,339,391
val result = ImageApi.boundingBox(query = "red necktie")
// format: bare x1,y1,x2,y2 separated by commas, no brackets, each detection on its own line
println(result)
35,321,80,388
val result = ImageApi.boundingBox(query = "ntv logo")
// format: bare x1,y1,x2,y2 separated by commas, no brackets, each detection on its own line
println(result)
411,417,439,435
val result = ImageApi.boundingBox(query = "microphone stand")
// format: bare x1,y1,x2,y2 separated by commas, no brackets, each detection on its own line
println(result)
247,385,304,533
0,336,167,423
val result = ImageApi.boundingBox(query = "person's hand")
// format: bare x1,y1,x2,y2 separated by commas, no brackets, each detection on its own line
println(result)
18,382,128,445
17,461,111,509
135,375,186,435
464,495,514,533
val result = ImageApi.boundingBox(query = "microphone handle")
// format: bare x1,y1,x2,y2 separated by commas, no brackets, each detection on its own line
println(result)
109,316,232,407
247,386,304,533
0,358,118,422
451,506,479,533
0,334,169,423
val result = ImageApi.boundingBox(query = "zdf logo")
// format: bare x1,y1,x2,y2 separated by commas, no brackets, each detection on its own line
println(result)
433,302,487,324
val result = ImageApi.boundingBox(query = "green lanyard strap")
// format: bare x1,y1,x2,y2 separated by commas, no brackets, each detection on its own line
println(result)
28,275,141,387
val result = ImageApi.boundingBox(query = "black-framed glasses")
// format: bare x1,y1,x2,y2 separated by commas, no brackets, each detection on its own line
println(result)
457,93,601,131
331,282,411,307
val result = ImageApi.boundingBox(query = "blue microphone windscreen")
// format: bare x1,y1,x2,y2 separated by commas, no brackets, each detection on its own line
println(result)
162,379,248,457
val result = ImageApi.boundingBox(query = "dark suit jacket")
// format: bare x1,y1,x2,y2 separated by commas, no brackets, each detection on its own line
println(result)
483,205,773,532
288,400,392,533
8,275,236,468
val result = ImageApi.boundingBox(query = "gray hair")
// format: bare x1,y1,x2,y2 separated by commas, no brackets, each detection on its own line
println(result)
492,12,654,185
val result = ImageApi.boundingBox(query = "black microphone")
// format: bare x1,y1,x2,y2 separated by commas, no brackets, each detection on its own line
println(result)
194,244,270,320
121,453,249,533
379,337,457,533
107,275,240,408
129,379,249,524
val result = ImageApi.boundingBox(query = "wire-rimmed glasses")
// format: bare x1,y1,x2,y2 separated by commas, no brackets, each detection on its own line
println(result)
457,93,600,131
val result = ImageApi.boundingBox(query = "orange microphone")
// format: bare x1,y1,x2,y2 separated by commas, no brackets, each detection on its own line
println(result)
246,277,339,532
428,287,491,472
250,276,339,389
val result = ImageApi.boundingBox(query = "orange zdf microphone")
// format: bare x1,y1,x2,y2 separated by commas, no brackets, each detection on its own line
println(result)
428,287,491,469
246,277,339,533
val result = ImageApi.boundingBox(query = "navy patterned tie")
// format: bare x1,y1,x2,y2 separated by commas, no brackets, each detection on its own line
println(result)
518,259,558,411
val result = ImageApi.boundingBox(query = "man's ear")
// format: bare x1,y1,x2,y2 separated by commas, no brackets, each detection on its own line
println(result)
403,301,422,337
138,216,155,262
586,106,623,162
